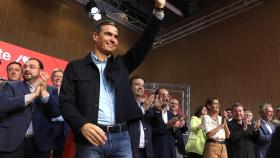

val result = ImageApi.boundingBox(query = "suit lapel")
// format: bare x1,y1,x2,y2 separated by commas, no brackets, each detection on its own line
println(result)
21,81,31,95
260,120,272,135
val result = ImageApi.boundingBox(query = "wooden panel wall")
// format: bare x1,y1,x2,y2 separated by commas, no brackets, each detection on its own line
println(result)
1,0,280,118
0,0,139,61
134,0,280,117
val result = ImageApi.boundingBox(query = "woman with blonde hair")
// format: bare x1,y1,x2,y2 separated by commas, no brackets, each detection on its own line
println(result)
185,105,207,158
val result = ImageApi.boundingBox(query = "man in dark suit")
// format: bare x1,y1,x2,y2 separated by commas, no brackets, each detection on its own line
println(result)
50,68,68,158
59,0,166,157
0,61,23,91
129,75,162,158
0,61,23,121
226,103,259,158
152,88,186,158
0,58,60,158
169,98,188,158
255,103,276,158
267,126,280,158
6,61,23,81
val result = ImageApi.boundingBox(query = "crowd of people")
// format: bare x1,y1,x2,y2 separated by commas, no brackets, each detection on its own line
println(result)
0,0,279,157
186,99,280,158
1,58,280,158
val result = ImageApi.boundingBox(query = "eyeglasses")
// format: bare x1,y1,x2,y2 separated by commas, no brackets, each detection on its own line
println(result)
23,64,40,70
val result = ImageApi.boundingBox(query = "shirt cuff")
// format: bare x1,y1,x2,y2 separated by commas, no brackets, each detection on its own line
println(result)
24,94,34,106
153,9,164,20
41,94,50,103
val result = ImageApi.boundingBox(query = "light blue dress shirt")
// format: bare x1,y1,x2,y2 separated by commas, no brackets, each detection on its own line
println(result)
91,53,116,125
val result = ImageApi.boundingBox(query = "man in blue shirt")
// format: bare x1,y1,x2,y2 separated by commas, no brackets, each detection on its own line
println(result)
59,0,166,157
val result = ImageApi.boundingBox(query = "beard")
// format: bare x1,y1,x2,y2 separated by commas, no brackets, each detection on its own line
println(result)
23,74,32,81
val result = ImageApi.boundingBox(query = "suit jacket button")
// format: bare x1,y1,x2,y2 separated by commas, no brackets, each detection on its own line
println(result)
94,104,98,108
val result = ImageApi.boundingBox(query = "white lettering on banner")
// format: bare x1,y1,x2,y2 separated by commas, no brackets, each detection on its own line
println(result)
0,49,11,61
16,54,30,63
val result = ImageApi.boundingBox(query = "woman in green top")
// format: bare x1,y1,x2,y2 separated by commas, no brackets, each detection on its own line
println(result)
185,105,207,158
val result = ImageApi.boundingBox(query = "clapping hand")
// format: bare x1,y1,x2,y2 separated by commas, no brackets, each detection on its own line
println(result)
154,94,163,112
143,93,155,111
39,71,49,98
254,119,260,130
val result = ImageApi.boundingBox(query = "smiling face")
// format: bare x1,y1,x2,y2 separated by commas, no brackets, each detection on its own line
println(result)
51,71,63,89
131,78,145,99
23,59,41,82
233,105,244,122
93,24,118,56
263,106,274,121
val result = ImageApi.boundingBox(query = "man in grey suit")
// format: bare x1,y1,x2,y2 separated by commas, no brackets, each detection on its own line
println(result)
255,103,276,158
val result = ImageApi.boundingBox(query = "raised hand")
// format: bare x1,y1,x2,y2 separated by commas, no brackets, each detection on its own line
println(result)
167,117,179,128
39,71,49,97
254,119,260,130
242,116,248,130
80,123,107,146
154,94,163,112
221,110,228,125
155,0,166,8
173,118,185,128
143,93,155,111
30,85,41,101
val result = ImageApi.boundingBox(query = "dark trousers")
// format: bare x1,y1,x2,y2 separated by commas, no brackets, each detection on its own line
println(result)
52,122,67,158
0,136,50,158
139,148,148,158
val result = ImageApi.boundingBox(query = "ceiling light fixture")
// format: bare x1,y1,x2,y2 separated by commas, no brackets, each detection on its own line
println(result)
85,0,102,21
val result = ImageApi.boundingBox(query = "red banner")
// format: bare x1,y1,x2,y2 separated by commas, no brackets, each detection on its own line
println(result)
0,41,68,81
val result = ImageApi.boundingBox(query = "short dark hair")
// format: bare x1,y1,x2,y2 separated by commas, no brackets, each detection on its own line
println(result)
194,105,206,117
205,97,219,106
6,61,22,72
94,19,117,34
231,102,244,110
225,108,232,112
129,75,145,86
28,58,44,70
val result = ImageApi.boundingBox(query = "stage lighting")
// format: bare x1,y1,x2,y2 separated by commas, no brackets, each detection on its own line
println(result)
85,0,102,21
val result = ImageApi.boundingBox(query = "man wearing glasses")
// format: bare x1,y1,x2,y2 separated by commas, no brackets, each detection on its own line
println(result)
0,58,60,158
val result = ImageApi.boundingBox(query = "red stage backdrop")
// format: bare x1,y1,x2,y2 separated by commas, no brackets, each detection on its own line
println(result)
0,41,68,81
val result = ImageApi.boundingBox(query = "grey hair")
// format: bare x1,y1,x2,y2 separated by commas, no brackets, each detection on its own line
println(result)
51,68,64,79
259,103,273,115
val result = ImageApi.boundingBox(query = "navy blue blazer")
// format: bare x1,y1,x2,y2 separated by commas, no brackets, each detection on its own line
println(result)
128,107,161,158
60,15,163,144
152,110,177,158
0,81,60,152
172,113,188,155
